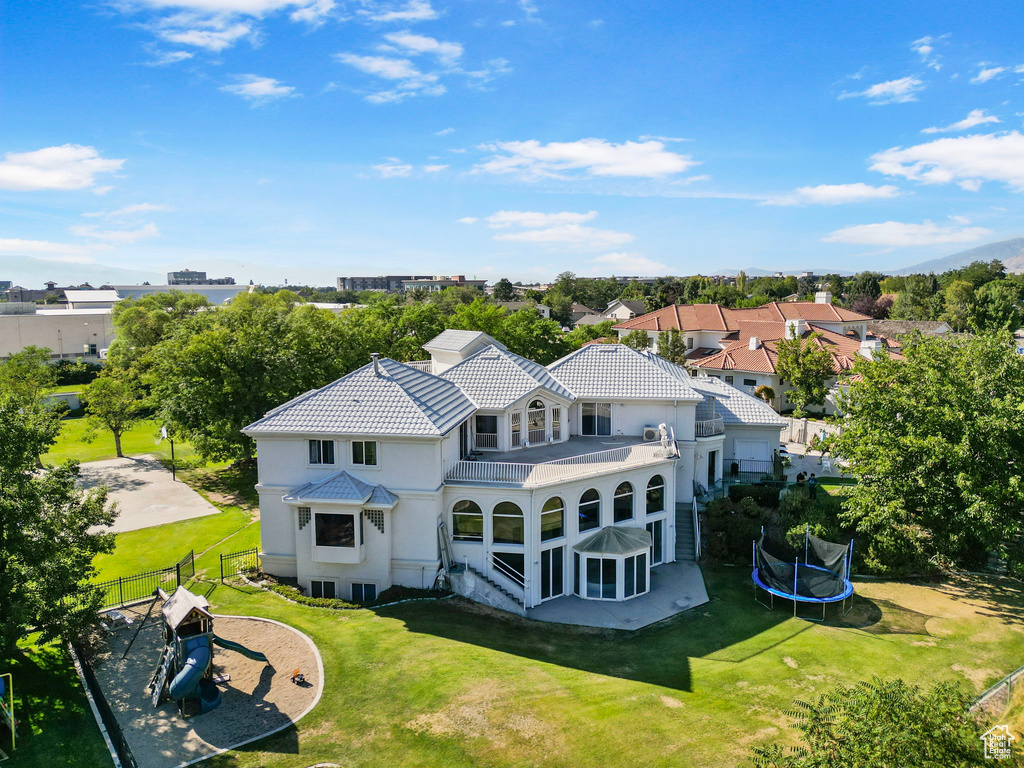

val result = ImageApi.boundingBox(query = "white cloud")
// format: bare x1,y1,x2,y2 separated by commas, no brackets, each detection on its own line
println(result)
494,224,633,250
922,109,1000,134
870,131,1024,191
360,0,438,22
971,65,1006,84
764,183,901,206
70,222,161,244
457,217,478,224
221,74,298,103
0,238,92,256
131,0,333,14
486,210,598,228
156,22,254,51
822,220,991,246
336,54,421,80
839,76,924,104
911,34,946,70
383,31,462,65
638,134,689,143
475,138,697,179
373,160,414,177
0,145,124,192
144,50,195,65
592,252,668,273
422,164,448,172
518,0,539,21
82,203,173,218
434,127,455,136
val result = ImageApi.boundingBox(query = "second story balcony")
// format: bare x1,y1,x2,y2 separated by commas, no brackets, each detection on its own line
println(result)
445,436,678,488
695,416,725,438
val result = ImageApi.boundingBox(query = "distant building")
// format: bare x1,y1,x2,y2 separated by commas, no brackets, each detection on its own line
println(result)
63,290,121,310
0,303,115,360
0,280,11,292
337,275,432,292
4,281,86,303
495,301,551,318
401,275,487,292
106,284,251,305
602,299,647,322
167,269,235,285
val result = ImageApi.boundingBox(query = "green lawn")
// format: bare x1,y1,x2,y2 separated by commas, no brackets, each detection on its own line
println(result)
49,384,87,394
42,417,198,466
180,566,1023,768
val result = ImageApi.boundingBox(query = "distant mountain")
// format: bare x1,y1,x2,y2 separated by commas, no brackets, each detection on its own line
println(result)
895,238,1024,275
0,256,163,288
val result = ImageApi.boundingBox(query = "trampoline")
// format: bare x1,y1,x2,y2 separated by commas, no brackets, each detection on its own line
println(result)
752,527,854,620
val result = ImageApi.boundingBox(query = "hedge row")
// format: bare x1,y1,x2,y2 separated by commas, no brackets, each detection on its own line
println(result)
728,483,782,507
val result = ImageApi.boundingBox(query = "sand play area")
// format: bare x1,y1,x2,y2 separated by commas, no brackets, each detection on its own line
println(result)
90,602,322,768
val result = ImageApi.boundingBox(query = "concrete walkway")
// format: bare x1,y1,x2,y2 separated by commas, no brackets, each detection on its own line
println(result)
78,454,219,533
781,441,847,480
526,560,709,630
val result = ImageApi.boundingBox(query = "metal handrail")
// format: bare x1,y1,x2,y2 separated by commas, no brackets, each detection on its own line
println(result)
695,416,725,437
488,553,526,590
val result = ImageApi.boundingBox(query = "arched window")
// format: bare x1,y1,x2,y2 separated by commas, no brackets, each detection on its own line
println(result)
527,399,546,443
614,482,634,523
578,489,600,532
646,475,665,514
492,501,524,545
541,497,564,541
452,500,483,542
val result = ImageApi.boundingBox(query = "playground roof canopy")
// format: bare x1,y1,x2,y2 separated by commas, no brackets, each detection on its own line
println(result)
162,586,212,629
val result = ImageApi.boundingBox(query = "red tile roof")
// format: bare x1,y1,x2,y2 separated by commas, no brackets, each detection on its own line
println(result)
613,301,870,332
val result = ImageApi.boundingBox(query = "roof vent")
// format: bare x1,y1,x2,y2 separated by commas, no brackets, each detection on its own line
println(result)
815,291,832,304
370,352,381,376
748,336,760,350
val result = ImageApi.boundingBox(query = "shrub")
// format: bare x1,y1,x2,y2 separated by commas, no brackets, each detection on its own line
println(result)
260,577,448,610
729,484,781,508
703,497,770,564
53,359,102,386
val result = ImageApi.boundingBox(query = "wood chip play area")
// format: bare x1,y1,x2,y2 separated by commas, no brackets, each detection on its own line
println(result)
88,590,322,768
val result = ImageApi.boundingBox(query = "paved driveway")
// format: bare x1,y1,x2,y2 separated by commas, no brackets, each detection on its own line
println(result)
77,455,219,533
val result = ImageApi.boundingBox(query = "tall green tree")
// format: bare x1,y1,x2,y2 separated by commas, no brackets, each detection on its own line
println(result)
775,332,835,418
108,291,211,369
82,369,146,458
492,277,517,301
890,274,939,321
0,386,115,656
940,279,976,331
972,279,1024,332
832,332,1024,574
621,329,652,350
751,677,987,768
657,328,688,364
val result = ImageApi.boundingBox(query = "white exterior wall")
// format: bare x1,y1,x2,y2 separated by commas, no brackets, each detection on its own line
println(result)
723,425,785,466
445,459,677,607
565,400,697,441
0,309,115,359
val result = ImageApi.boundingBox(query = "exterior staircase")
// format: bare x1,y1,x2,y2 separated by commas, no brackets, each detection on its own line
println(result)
675,502,697,561
465,564,525,608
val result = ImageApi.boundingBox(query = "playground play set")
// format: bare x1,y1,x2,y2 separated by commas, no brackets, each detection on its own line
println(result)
148,587,270,717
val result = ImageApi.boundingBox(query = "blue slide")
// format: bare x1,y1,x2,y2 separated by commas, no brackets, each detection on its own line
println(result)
168,639,211,701
212,635,268,663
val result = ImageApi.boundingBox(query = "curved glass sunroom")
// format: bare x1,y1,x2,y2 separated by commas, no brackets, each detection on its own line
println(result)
573,526,652,601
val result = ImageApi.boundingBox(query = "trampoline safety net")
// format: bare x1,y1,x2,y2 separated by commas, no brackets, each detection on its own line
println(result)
755,535,848,600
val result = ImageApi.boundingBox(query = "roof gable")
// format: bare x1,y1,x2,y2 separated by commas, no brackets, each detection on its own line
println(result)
283,470,398,506
244,358,476,437
441,345,575,409
422,329,506,354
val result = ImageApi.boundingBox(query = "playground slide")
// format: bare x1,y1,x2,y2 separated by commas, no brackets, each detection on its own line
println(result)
212,635,269,663
168,644,211,700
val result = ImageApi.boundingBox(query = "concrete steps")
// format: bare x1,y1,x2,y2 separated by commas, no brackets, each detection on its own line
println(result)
465,564,525,608
675,502,697,561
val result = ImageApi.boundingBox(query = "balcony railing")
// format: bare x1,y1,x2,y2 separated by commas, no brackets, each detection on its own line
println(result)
406,360,433,372
475,433,498,449
445,441,678,488
527,428,546,444
695,416,725,437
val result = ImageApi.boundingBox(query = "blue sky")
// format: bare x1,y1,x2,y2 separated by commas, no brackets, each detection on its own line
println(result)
3,0,1024,285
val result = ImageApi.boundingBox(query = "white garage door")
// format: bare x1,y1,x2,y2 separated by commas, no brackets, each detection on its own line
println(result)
735,440,770,462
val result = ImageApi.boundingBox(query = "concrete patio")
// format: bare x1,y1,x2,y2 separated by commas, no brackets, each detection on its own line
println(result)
526,560,709,630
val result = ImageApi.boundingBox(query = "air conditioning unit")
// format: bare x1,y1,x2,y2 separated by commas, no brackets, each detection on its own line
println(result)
643,426,659,441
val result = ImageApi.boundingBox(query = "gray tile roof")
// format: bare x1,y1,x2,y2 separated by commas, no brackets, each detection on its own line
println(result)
244,358,476,437
686,374,785,426
574,525,651,554
441,345,575,409
422,329,507,353
547,345,703,401
283,471,398,506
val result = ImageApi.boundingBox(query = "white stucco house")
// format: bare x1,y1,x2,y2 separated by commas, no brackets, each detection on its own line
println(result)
243,330,783,614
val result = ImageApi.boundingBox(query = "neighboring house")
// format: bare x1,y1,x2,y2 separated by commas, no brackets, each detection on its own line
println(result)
602,299,647,322
613,295,889,414
243,330,783,613
865,320,952,352
573,314,610,329
0,302,115,360
568,303,598,325
496,301,551,319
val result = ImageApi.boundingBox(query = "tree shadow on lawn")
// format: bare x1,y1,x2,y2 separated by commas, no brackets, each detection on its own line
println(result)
375,568,801,692
929,573,1024,625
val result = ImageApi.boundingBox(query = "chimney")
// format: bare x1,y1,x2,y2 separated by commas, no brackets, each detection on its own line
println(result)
748,336,761,350
815,291,832,304
859,338,883,359
370,352,381,376
786,319,806,339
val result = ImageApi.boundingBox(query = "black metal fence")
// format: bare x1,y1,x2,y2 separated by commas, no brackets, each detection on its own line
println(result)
220,547,260,583
94,551,194,611
74,644,138,768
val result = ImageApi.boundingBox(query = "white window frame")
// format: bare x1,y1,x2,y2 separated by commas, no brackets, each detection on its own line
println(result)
308,439,336,466
313,511,361,548
351,440,379,467
350,582,378,602
309,578,339,600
